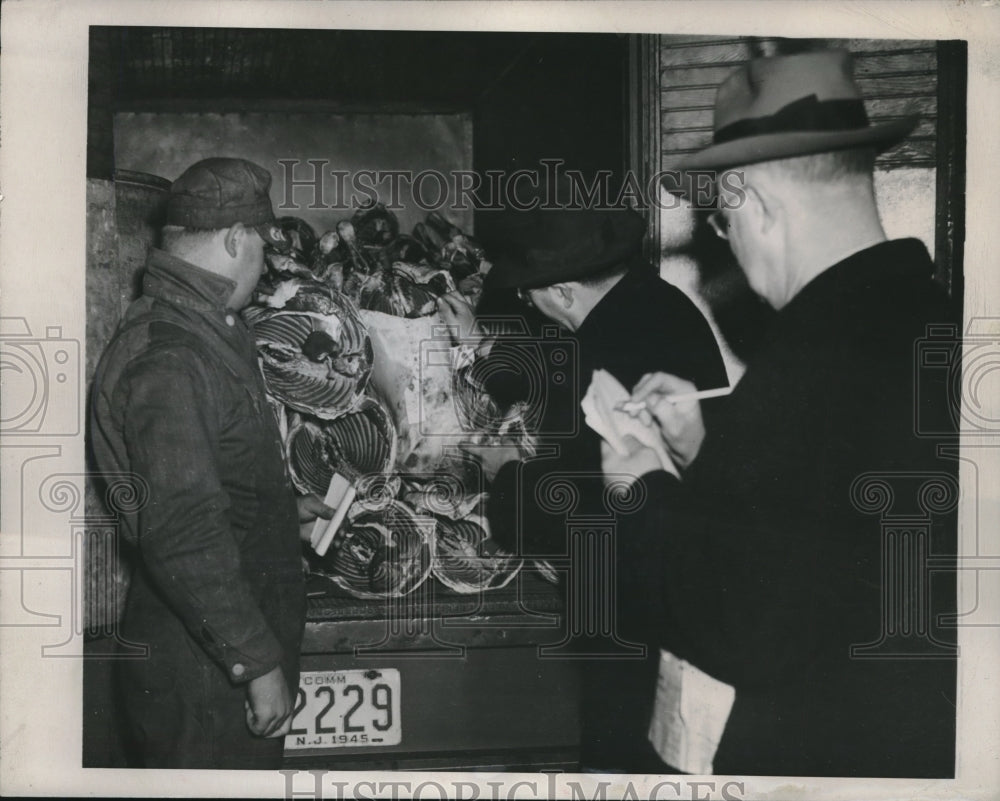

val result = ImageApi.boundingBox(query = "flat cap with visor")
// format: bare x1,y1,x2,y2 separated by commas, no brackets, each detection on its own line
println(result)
166,157,290,249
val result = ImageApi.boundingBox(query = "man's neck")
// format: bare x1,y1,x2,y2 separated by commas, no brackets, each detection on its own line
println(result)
563,271,628,331
780,198,887,307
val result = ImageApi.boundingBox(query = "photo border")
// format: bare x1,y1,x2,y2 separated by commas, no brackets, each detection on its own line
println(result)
1,2,997,798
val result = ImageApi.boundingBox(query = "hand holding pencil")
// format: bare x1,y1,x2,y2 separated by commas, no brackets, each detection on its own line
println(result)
620,373,731,469
615,385,732,414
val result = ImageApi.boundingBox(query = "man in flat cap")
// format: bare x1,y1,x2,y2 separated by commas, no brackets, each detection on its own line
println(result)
91,157,331,769
438,199,728,772
604,50,957,776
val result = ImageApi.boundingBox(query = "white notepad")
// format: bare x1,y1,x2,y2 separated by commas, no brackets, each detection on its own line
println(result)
648,649,736,775
581,369,680,478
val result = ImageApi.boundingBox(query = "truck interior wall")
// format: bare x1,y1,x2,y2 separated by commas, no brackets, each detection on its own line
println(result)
112,112,475,235
85,30,629,634
472,34,627,248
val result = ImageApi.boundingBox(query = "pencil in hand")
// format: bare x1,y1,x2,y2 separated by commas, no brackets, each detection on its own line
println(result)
614,385,733,416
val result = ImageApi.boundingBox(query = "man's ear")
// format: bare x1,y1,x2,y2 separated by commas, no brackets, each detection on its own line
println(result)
223,223,244,258
553,283,574,308
747,183,781,234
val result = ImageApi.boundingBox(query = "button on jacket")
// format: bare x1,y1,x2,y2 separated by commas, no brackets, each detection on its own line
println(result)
91,249,304,696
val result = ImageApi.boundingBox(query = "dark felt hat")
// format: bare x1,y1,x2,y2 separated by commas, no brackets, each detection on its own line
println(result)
675,49,918,172
485,206,647,290
166,157,288,248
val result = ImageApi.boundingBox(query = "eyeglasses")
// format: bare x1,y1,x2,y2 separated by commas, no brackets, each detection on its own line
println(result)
516,287,536,308
707,210,731,241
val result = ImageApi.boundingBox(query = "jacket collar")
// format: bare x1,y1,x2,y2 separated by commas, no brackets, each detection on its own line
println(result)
142,248,237,312
745,238,937,365
786,238,933,314
575,267,649,341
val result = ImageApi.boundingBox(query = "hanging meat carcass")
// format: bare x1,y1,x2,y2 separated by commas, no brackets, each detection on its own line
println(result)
243,279,373,419
336,220,374,275
358,263,455,319
351,201,400,249
241,197,539,597
275,215,318,261
455,272,486,308
310,230,346,289
285,398,397,496
361,308,536,491
432,514,522,593
412,220,447,265
384,234,431,267
309,499,434,599
424,212,476,279
401,474,484,521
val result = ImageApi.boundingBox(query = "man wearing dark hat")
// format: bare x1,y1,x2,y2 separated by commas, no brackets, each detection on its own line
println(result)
91,157,331,769
438,201,728,772
604,50,957,776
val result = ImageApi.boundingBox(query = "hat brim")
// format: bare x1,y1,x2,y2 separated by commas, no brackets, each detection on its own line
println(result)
486,247,641,290
483,251,530,291
254,221,291,250
670,116,919,179
485,214,645,291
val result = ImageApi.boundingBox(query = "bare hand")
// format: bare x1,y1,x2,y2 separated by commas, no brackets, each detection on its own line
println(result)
245,664,293,738
297,493,335,523
297,493,335,543
459,439,521,483
600,438,662,489
630,373,706,469
437,291,482,348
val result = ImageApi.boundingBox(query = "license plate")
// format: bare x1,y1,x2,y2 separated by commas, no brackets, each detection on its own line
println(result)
284,668,401,750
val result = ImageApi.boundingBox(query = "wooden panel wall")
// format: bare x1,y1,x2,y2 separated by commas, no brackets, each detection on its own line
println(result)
653,35,961,375
658,36,938,169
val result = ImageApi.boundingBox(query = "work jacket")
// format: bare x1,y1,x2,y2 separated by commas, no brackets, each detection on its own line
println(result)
90,249,304,691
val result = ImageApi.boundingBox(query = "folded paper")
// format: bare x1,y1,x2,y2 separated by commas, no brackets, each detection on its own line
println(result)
581,369,680,478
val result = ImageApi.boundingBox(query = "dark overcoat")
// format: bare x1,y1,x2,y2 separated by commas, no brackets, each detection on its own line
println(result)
622,239,958,777
476,266,729,770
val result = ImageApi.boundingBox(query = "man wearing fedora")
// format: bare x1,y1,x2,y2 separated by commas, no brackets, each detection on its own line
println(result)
438,200,728,772
91,157,331,768
604,50,957,776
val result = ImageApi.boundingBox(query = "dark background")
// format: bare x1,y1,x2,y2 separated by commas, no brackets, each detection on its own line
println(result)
88,28,629,246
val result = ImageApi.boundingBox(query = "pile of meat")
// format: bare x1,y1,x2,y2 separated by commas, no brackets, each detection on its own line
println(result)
243,203,533,599
255,204,488,316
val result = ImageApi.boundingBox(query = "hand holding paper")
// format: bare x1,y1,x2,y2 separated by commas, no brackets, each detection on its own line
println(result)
582,369,680,479
629,372,715,470
436,291,483,348
310,472,357,556
296,492,335,544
